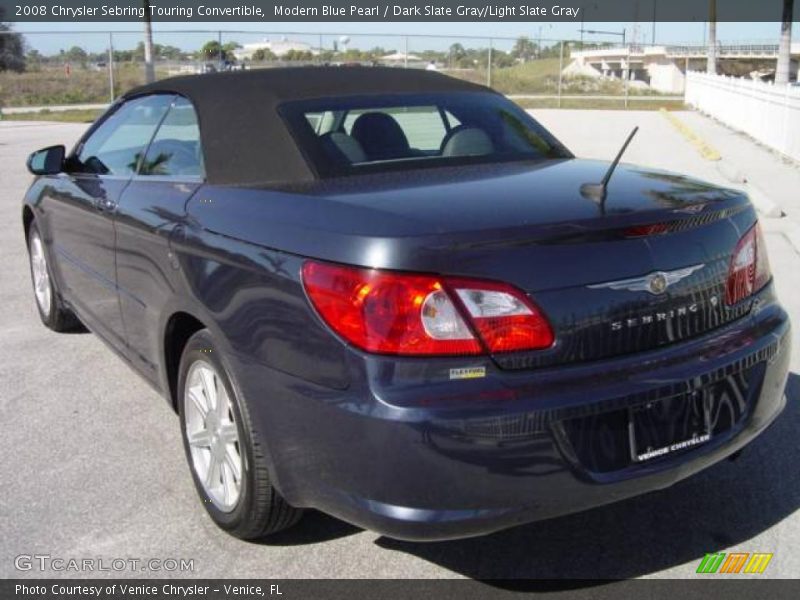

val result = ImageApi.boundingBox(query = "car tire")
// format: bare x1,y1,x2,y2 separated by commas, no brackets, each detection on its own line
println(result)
177,329,303,539
27,221,82,332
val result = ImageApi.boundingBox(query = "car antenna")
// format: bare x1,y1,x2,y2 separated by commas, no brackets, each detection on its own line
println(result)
580,126,639,212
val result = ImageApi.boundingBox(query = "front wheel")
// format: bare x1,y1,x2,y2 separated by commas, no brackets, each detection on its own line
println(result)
27,221,81,332
178,329,302,539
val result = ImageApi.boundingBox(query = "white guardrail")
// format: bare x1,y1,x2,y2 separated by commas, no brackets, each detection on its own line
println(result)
685,71,800,163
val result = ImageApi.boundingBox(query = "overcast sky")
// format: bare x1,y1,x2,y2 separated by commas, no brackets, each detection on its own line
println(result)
13,21,798,55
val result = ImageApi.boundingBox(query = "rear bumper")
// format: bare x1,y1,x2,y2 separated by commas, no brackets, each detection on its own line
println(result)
233,295,791,541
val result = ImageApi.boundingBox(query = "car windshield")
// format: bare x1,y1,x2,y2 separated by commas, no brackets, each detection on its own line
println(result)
280,92,571,177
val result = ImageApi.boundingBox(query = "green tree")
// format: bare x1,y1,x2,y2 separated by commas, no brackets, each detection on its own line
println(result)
25,48,43,68
491,49,515,68
199,40,240,62
448,43,466,63
511,36,537,62
132,41,146,62
158,45,184,60
283,49,313,61
252,48,277,61
113,49,134,62
0,20,25,72
201,40,225,61
64,46,89,66
222,41,241,58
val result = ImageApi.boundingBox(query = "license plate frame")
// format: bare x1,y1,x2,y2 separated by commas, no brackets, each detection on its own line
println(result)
629,391,712,463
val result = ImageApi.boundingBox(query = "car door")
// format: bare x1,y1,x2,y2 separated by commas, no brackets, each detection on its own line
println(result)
45,94,174,347
114,96,205,382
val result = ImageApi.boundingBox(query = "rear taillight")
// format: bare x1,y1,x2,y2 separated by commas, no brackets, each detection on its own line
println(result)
725,222,771,305
301,261,554,356
449,279,554,353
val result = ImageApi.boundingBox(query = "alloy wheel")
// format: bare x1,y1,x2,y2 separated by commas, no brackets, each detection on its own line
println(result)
30,231,52,318
183,360,243,512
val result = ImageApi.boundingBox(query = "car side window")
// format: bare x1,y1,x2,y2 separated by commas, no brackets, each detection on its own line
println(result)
139,97,205,179
74,95,174,176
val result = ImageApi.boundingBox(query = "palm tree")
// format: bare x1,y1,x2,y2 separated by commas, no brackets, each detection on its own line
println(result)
142,0,155,83
776,0,794,85
707,0,717,74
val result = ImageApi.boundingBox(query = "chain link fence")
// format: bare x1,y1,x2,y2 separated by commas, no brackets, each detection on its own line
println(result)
0,29,689,116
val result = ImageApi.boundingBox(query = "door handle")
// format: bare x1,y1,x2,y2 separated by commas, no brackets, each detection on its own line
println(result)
95,197,117,212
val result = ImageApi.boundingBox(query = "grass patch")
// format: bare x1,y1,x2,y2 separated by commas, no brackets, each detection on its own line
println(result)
445,59,563,94
0,65,139,106
0,63,173,107
446,60,672,98
1,109,103,122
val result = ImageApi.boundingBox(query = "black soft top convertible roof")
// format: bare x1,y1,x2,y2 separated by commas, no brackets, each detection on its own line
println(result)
124,66,494,186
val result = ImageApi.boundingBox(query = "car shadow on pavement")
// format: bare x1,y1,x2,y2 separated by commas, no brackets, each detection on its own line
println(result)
375,372,800,584
257,509,362,546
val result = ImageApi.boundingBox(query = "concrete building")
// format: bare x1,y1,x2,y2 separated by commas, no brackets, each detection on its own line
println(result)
234,37,316,60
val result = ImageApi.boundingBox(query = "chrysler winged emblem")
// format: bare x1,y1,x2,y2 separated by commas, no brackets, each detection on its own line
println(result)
587,264,704,295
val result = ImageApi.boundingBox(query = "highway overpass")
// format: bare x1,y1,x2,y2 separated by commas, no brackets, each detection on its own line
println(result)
566,43,800,93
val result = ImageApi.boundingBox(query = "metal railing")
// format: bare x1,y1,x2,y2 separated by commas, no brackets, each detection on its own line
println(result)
575,42,791,57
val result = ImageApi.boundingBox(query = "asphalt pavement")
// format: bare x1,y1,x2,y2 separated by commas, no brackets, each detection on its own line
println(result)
1,111,798,581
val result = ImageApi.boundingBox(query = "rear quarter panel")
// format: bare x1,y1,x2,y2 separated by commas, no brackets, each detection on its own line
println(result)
170,207,351,391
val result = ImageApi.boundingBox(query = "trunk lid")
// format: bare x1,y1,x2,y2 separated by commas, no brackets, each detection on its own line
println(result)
194,158,756,367
310,159,756,368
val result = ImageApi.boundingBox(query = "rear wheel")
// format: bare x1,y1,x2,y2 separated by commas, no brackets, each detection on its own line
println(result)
27,221,81,332
177,330,302,539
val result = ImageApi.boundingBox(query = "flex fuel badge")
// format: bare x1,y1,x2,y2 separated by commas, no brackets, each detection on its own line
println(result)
449,367,486,380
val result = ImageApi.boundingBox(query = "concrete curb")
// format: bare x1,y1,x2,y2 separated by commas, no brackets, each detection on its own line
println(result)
713,158,784,218
746,183,784,219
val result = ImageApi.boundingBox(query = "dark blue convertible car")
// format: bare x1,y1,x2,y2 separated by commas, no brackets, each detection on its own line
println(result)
23,67,790,541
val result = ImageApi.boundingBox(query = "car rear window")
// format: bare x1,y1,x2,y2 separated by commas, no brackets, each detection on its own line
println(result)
281,92,570,177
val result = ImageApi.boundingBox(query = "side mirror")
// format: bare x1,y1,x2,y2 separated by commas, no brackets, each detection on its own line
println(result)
27,145,65,176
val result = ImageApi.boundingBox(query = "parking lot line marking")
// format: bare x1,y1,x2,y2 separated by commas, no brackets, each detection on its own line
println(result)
660,108,722,162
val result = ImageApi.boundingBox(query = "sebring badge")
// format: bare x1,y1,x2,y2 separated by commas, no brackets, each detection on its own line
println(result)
587,264,705,295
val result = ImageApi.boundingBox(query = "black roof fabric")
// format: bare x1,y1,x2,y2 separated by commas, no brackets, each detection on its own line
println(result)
124,67,493,186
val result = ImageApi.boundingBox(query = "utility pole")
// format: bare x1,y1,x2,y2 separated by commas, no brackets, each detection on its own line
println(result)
707,0,717,75
776,0,794,85
142,0,155,83
652,0,657,45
